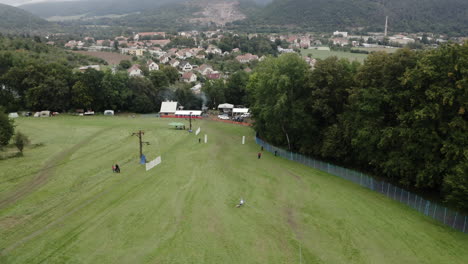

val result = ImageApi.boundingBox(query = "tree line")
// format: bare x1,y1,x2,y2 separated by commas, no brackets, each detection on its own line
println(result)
248,44,467,210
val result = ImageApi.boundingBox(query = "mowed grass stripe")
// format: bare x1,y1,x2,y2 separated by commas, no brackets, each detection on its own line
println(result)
0,117,467,263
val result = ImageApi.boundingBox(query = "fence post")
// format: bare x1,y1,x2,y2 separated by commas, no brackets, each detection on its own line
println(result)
387,183,390,196
407,191,410,205
360,173,363,185
463,216,467,233
452,212,458,228
419,197,423,212
327,163,330,173
400,190,404,202
433,204,437,218
393,186,397,199
444,208,447,224
424,201,430,216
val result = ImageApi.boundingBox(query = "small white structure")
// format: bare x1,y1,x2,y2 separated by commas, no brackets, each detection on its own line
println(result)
8,112,19,118
40,110,51,117
333,31,348,37
104,110,114,116
233,108,249,115
160,101,178,115
174,110,202,118
218,103,234,113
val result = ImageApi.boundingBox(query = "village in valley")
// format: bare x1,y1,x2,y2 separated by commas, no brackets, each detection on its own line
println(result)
49,28,461,111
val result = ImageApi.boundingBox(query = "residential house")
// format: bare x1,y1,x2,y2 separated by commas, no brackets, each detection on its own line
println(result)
146,39,171,47
128,64,143,77
206,72,221,80
120,48,146,56
333,31,348,37
181,72,197,83
179,61,193,72
147,61,159,71
206,45,222,55
159,55,170,64
236,53,259,63
169,59,180,68
134,32,166,41
197,64,213,75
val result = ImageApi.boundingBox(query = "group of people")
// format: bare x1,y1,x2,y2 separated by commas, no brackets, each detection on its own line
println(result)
112,164,121,173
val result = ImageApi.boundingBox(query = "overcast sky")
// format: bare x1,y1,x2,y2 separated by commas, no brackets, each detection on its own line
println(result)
0,0,76,6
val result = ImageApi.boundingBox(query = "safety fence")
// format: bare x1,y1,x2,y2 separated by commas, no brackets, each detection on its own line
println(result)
255,137,467,233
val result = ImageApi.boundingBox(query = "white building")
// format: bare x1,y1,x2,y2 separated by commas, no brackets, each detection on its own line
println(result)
333,31,348,38
160,101,178,115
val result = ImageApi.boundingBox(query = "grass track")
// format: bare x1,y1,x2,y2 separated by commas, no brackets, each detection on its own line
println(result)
0,116,467,263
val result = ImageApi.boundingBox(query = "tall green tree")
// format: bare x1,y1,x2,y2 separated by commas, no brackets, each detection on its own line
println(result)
0,108,14,149
247,53,310,150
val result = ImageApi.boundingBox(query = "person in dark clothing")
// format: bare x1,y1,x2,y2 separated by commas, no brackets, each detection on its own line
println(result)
199,138,201,143
274,150,278,156
115,164,120,173
258,152,262,159
261,146,264,151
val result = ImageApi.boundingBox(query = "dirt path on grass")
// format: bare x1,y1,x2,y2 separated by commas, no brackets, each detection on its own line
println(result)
0,129,106,210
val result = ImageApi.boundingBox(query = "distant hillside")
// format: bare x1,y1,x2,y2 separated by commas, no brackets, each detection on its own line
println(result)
18,0,468,35
19,0,184,18
235,0,468,35
0,3,49,33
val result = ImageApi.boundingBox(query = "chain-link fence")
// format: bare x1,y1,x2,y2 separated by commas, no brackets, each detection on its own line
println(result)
255,137,467,233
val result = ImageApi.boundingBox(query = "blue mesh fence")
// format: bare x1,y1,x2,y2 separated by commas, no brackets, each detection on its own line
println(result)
256,137,467,233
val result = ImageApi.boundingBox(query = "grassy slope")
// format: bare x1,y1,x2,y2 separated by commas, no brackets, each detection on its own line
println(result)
0,116,467,263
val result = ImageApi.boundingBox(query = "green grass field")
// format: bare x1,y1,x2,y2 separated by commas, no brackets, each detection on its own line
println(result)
301,49,369,63
0,116,467,263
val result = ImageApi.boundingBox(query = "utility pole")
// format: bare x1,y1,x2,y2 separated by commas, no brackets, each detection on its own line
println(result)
189,112,193,131
132,130,149,158
384,16,388,37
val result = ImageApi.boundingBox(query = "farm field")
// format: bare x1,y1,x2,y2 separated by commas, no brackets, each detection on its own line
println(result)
301,49,368,62
72,51,132,65
0,116,467,263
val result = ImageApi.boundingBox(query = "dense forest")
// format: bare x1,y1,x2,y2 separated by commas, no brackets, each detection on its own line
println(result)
248,44,468,210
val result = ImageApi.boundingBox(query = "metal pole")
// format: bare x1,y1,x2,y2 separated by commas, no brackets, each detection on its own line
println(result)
189,112,192,131
452,212,458,228
443,208,447,224
463,216,467,233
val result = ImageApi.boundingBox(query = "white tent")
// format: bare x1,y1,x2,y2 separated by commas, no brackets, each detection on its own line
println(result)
160,101,178,115
8,112,19,118
218,103,234,109
104,110,114,116
40,111,51,117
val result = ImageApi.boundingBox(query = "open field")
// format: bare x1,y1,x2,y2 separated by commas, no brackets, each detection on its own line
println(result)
352,47,400,53
72,51,132,65
301,49,368,62
0,116,467,263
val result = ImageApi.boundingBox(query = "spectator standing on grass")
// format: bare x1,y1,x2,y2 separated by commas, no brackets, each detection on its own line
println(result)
112,164,116,172
115,164,120,173
261,146,264,151
258,152,262,159
199,138,201,143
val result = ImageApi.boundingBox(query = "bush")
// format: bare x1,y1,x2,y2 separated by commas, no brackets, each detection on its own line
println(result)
14,131,30,153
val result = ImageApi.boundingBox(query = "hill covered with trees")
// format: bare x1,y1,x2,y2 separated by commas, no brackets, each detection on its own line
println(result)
0,3,50,33
235,0,468,35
